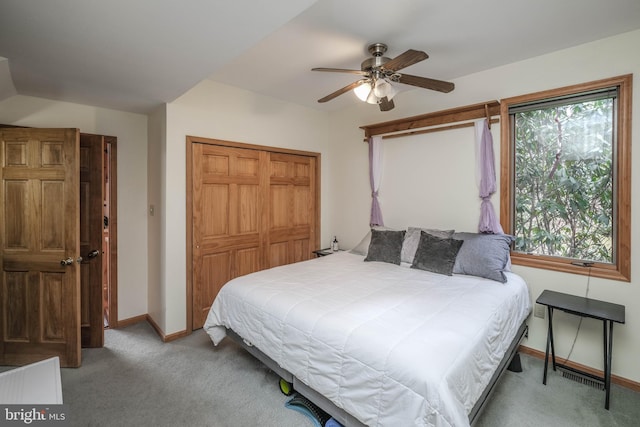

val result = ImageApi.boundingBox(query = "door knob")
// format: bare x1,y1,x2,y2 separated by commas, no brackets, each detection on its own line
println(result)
87,249,100,259
60,258,74,266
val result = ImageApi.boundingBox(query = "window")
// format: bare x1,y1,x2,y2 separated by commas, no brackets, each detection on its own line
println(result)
500,75,631,281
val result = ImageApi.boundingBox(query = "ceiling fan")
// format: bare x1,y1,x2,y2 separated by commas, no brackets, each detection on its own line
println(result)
312,43,454,111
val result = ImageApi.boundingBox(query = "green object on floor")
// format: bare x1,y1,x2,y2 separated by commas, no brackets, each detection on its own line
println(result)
279,378,293,396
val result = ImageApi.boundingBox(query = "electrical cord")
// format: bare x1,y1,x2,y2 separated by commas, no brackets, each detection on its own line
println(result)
560,264,592,365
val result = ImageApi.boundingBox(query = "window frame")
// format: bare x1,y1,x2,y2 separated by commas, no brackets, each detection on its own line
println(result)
500,75,632,282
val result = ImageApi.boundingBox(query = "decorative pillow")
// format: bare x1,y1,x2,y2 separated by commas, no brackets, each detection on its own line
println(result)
349,226,391,256
411,232,463,276
401,227,455,264
364,229,406,265
452,232,514,283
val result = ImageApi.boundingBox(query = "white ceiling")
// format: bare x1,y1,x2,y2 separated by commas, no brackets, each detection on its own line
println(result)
2,0,640,114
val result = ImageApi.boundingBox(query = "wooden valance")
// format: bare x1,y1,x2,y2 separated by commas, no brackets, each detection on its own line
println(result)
360,100,501,140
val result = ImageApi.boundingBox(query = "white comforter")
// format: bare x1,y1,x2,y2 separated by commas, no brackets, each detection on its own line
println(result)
204,251,531,427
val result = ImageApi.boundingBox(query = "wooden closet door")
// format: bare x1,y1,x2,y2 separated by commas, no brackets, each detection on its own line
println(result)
189,138,320,331
267,152,316,267
192,144,265,329
191,144,265,329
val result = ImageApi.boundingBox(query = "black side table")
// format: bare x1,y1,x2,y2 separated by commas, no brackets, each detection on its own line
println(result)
536,290,625,410
312,248,334,257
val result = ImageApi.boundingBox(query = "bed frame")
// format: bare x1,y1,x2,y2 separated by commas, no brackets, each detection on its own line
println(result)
227,321,528,426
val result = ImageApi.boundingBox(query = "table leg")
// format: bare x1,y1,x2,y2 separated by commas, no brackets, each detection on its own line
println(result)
543,306,554,385
605,321,614,410
548,307,556,371
603,320,608,387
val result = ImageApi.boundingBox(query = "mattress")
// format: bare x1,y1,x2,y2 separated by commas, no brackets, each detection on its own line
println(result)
204,251,531,427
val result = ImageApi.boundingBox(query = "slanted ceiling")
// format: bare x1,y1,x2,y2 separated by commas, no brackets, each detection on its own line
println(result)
1,1,639,113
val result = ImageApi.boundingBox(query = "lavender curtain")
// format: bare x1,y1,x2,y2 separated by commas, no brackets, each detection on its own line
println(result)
369,136,384,226
475,119,504,234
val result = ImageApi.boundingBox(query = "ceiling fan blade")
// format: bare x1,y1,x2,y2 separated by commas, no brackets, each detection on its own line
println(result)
317,80,366,103
312,67,368,75
382,49,428,72
378,97,395,111
397,74,455,93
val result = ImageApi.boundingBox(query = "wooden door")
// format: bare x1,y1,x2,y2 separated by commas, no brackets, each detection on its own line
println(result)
267,152,316,267
0,128,81,367
79,134,104,347
191,143,265,329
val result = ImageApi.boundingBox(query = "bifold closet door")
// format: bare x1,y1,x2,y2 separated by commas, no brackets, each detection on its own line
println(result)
191,142,319,330
191,143,265,329
267,152,317,268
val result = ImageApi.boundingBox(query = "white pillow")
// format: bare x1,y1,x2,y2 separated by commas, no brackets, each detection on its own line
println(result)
401,227,455,264
349,226,391,256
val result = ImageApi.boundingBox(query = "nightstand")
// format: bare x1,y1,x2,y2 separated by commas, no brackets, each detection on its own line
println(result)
312,248,335,257
536,290,625,410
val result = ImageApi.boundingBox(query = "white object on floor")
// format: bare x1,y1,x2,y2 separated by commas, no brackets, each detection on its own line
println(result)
0,357,63,404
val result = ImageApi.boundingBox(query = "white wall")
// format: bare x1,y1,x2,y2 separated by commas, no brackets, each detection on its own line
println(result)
147,105,166,327
154,80,331,334
328,29,640,382
0,95,149,321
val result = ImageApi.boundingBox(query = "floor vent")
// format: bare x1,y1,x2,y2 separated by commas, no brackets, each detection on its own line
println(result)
559,367,605,390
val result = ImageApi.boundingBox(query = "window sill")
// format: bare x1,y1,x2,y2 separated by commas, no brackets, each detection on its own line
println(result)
510,253,630,282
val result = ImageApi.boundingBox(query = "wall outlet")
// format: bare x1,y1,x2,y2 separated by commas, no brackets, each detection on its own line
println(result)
534,304,546,319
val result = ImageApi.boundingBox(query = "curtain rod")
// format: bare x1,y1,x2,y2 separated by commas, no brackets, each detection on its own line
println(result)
380,118,500,140
361,100,501,141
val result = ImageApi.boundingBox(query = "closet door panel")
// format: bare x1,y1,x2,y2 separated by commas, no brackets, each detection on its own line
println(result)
266,153,316,269
194,252,231,328
202,184,229,236
192,144,263,329
293,239,310,263
293,186,311,225
268,242,288,268
236,247,260,277
269,185,289,229
238,185,259,233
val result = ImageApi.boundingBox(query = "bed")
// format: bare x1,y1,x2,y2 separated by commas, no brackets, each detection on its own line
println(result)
204,231,531,427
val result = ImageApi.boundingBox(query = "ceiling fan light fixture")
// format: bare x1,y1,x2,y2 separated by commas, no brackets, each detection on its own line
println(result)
353,81,372,102
373,78,398,101
365,89,379,105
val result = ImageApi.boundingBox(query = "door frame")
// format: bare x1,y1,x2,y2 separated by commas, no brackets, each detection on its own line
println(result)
78,134,118,336
102,136,118,328
185,136,321,332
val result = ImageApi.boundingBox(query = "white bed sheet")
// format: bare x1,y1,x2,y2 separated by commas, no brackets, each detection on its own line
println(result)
204,251,531,427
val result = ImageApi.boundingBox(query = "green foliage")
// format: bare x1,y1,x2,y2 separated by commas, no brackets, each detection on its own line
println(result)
513,99,614,263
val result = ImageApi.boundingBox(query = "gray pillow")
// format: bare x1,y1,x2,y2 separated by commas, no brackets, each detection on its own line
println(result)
401,227,455,263
349,226,391,256
364,229,406,265
452,232,514,283
411,232,463,276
